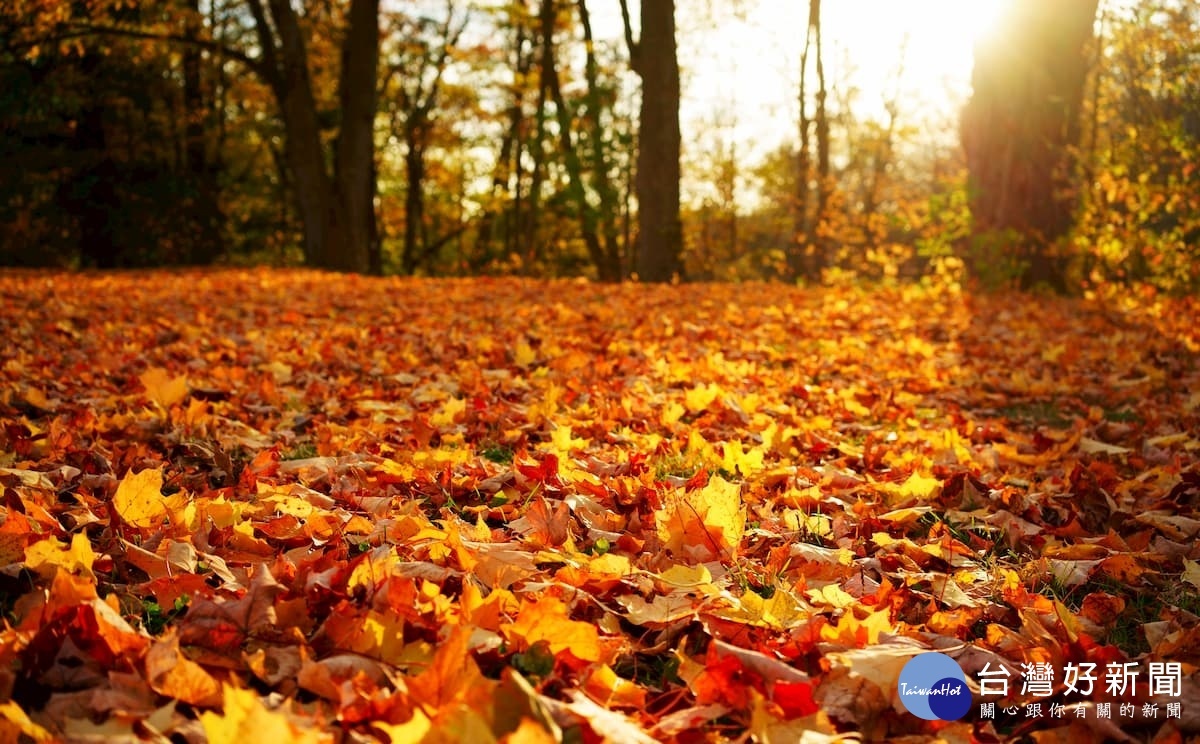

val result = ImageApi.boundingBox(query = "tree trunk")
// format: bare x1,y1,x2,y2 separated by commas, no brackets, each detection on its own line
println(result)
789,0,827,281
475,6,531,266
538,0,616,281
630,0,682,282
257,0,335,268
577,0,624,280
811,0,829,277
962,0,1099,291
333,0,380,274
182,0,223,264
251,0,379,274
403,135,424,274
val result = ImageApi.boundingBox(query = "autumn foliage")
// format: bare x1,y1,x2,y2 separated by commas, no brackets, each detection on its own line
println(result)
1,270,1199,741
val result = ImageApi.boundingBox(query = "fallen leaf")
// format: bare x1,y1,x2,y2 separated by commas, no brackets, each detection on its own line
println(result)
112,468,168,529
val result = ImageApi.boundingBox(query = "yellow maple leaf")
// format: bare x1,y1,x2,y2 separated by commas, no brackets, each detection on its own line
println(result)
617,593,697,626
660,401,686,427
372,709,432,743
737,589,810,629
24,533,95,579
112,468,168,529
547,424,588,458
430,396,466,427
582,664,647,709
820,607,894,647
201,685,328,744
684,382,722,413
721,440,765,477
657,563,713,589
503,596,603,662
898,471,941,500
499,717,560,744
656,475,746,561
139,367,189,410
806,583,857,610
513,341,538,368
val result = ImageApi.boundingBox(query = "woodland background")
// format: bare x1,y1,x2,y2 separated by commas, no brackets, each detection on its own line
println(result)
2,0,1198,293
4,2,1200,741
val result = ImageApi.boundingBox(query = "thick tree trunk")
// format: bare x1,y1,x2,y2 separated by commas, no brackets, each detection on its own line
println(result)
962,0,1098,291
260,0,335,268
632,0,682,282
333,0,380,274
251,0,378,274
182,0,223,264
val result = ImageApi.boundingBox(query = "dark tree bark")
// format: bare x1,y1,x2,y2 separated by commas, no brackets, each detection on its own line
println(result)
249,0,379,274
181,0,223,264
962,0,1099,291
61,100,121,268
334,0,381,274
620,0,683,282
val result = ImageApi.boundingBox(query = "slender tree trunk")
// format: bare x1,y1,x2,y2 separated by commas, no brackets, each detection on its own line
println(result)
631,0,682,281
403,135,424,273
476,8,530,265
526,59,548,268
962,0,1099,291
538,0,615,280
790,0,822,280
577,0,623,280
809,0,829,278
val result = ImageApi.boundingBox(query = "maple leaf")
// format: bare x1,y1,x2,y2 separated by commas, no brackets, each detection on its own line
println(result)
0,701,55,742
145,629,223,707
512,495,572,548
200,685,330,744
23,533,95,580
111,468,168,529
502,596,603,663
406,625,495,714
656,475,746,561
581,664,647,709
179,564,285,653
139,367,189,411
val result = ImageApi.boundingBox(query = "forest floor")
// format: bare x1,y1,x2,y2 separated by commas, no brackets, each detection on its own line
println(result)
1,269,1198,743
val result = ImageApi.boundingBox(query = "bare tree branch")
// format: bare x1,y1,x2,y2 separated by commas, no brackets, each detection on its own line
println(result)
5,23,266,79
616,0,638,71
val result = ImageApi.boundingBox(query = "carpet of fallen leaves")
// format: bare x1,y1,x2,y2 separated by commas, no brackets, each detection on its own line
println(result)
1,269,1199,743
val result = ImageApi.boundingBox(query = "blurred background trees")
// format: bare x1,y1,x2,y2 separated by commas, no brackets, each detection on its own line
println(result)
1,0,1197,293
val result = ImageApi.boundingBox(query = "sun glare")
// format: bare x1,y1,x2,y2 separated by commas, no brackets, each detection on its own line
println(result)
678,0,1010,171
821,0,1009,106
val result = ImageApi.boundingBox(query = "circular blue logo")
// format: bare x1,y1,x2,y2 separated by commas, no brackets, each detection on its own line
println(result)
897,652,971,721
